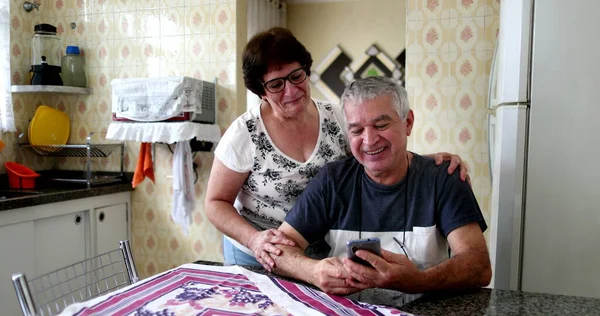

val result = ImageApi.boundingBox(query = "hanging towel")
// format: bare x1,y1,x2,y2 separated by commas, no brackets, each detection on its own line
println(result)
132,142,155,188
172,141,195,235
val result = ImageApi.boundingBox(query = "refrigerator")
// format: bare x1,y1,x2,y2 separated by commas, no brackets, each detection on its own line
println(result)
488,0,600,298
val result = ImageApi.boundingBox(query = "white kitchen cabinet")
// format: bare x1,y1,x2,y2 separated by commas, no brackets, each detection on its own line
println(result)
34,211,89,274
0,221,36,316
94,203,129,255
0,191,130,315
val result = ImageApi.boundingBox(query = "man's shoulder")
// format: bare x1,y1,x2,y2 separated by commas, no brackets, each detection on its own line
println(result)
412,153,463,187
323,156,360,173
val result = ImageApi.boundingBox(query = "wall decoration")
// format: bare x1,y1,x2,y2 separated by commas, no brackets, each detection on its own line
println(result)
310,44,405,103
310,46,352,103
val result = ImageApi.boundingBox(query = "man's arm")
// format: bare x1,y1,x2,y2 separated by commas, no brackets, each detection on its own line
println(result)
342,222,491,293
273,222,359,295
417,222,491,291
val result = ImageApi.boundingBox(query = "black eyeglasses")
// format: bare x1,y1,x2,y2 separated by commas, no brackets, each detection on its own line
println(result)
262,67,308,93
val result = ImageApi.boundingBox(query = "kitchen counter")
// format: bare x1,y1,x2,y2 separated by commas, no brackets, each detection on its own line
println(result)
194,260,600,316
0,171,133,211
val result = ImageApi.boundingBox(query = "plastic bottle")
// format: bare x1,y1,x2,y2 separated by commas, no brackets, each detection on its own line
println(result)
61,46,87,87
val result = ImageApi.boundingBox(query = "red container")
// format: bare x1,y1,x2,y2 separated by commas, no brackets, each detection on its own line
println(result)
5,162,40,189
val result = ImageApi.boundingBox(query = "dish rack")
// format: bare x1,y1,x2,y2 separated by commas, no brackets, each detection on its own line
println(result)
20,133,125,188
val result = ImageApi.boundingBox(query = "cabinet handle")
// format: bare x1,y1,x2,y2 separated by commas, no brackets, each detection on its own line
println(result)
74,214,82,225
98,212,105,222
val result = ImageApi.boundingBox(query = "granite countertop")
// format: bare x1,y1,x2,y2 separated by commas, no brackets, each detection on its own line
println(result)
194,260,600,316
0,171,133,211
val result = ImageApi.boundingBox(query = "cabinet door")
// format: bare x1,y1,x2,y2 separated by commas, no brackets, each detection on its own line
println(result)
95,203,128,255
34,211,89,275
0,222,36,316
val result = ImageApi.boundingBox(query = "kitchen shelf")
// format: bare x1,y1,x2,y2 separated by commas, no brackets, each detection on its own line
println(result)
11,85,92,95
19,143,121,157
19,133,125,189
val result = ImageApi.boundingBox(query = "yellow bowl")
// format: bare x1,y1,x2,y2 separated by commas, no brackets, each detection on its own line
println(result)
29,105,70,147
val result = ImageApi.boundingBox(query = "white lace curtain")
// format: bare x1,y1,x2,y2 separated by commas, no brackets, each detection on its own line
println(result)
0,0,15,132
246,0,287,110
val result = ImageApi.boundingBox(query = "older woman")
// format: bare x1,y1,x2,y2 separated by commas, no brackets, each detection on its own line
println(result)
205,27,469,271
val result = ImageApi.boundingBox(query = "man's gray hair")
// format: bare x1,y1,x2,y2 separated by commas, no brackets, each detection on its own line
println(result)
340,76,410,120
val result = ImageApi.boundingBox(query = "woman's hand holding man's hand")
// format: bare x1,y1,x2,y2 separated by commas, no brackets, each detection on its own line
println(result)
248,229,296,271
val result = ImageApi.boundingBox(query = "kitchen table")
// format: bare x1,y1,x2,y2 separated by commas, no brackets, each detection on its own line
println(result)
58,260,600,316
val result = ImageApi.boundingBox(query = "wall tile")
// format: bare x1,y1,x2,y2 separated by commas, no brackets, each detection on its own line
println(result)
419,0,449,20
136,9,161,38
485,0,500,16
212,2,235,33
449,0,485,18
452,17,485,52
417,54,447,86
114,0,136,12
92,0,114,14
186,5,210,34
115,12,137,39
160,7,186,37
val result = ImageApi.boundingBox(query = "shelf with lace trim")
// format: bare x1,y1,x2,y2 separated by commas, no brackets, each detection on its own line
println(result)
11,85,92,95
105,121,221,144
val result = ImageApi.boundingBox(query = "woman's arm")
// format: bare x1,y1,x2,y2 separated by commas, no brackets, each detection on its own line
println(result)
204,158,294,270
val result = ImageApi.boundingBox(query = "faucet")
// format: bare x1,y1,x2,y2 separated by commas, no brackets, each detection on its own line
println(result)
23,1,40,12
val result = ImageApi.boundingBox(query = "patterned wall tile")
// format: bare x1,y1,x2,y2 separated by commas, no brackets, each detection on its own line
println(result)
416,54,447,86
415,86,448,121
485,0,500,16
406,0,423,21
160,7,187,37
419,20,446,54
449,52,483,85
418,0,449,20
160,35,186,64
115,39,138,67
50,0,69,17
163,0,187,8
212,2,235,33
452,18,485,52
93,0,114,14
136,9,161,38
209,32,234,62
186,5,210,35
449,0,486,18
114,0,136,12
116,12,137,39
138,0,163,10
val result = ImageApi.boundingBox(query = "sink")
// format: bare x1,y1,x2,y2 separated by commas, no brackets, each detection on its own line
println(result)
0,190,43,200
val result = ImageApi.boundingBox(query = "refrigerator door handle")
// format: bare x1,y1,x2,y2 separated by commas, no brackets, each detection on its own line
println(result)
488,40,500,109
488,111,496,183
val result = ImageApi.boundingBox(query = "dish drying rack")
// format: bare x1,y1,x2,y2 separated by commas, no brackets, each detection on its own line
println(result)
20,133,125,188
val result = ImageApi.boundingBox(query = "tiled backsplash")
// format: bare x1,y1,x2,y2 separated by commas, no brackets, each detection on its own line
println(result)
7,0,241,279
406,0,500,235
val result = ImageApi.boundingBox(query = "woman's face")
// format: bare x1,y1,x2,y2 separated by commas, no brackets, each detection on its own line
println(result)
262,62,311,119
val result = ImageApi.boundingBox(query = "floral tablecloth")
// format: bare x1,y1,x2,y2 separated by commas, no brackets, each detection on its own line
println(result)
60,264,413,316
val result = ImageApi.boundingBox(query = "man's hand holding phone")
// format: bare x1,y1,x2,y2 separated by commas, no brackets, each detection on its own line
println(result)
346,238,382,267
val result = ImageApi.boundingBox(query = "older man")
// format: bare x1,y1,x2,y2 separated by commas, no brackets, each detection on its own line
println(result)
271,76,491,295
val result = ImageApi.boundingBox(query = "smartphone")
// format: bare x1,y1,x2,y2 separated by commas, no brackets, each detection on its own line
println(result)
346,238,382,267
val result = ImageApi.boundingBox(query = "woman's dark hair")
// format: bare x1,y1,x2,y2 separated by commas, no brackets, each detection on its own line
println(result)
243,27,313,97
